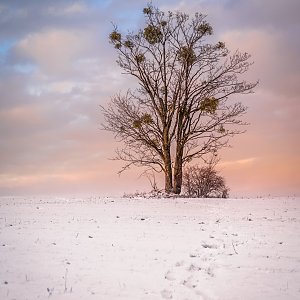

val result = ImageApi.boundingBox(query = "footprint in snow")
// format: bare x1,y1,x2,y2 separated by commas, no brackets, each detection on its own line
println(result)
175,260,185,267
165,270,176,281
161,289,173,299
165,257,215,291
201,243,219,249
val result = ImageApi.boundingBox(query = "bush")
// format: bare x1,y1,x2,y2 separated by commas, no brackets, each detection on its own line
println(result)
183,164,229,198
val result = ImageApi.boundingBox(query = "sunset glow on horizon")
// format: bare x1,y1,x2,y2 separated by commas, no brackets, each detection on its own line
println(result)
0,0,299,197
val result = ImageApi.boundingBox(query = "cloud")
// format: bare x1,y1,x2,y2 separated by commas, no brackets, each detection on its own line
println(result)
47,2,88,16
0,105,43,126
220,157,258,167
221,29,300,98
14,29,96,76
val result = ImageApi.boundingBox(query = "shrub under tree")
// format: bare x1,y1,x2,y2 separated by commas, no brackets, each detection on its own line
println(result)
183,162,229,198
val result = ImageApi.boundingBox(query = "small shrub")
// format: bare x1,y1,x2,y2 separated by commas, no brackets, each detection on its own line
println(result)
183,163,229,198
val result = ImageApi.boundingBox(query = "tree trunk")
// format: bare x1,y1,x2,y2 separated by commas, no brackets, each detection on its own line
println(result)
173,147,183,194
163,151,173,193
162,126,173,193
164,167,173,193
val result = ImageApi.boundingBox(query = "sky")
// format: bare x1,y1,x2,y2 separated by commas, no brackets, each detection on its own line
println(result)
0,0,299,197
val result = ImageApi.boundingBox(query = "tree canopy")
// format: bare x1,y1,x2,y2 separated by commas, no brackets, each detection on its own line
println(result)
102,4,258,194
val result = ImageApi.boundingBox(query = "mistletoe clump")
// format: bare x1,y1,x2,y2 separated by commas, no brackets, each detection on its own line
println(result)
200,97,219,114
143,25,163,44
178,46,197,64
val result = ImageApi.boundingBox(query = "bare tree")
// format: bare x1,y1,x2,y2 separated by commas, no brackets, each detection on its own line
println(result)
101,4,258,194
183,157,229,198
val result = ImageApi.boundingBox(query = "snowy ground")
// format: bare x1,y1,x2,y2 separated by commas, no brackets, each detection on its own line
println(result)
0,196,299,300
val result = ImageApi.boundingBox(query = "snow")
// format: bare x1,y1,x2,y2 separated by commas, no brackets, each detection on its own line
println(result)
0,196,299,299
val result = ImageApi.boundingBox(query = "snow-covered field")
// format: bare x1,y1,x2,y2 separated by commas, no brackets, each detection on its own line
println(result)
0,196,299,300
